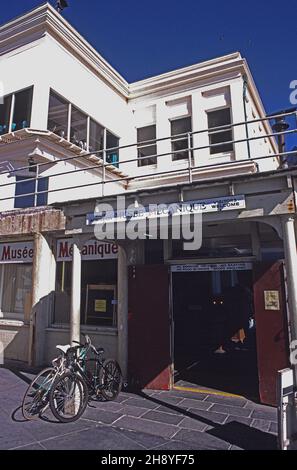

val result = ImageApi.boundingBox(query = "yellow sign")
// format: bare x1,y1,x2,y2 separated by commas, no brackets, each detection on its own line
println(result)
95,299,107,313
264,290,280,311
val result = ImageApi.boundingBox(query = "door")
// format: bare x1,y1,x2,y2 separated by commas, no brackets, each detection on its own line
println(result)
253,261,289,405
128,264,172,390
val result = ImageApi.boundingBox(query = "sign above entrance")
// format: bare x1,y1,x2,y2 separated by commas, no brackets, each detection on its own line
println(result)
56,239,118,262
86,195,246,225
0,241,34,264
171,262,253,272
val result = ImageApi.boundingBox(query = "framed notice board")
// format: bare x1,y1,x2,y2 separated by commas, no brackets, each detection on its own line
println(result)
85,284,117,326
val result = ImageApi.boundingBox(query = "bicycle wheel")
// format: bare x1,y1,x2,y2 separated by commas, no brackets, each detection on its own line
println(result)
99,359,122,401
49,371,89,423
22,367,56,421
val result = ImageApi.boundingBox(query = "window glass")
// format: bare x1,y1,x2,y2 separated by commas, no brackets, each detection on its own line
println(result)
1,264,32,316
12,88,33,131
171,117,192,161
48,91,69,139
14,176,49,208
137,125,157,167
0,95,12,135
70,105,88,150
106,131,119,167
54,259,118,327
89,119,104,153
207,108,233,154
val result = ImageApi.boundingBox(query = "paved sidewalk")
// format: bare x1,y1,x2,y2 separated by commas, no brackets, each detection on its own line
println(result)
0,366,278,450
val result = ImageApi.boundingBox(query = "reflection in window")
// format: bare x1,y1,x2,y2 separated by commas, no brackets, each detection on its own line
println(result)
1,264,32,317
106,131,119,167
14,176,49,209
89,119,104,153
12,88,33,131
208,108,233,154
171,117,192,161
70,105,88,150
137,125,157,167
48,91,69,139
0,95,12,135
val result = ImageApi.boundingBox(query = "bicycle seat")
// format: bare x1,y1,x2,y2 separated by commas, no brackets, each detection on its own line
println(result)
56,344,72,355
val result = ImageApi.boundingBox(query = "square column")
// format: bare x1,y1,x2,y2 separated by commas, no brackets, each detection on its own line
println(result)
29,233,56,366
70,239,82,345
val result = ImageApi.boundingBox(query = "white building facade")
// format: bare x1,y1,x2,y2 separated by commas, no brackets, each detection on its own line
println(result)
0,3,296,406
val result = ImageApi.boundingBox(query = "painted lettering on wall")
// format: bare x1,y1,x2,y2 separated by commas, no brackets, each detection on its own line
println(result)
57,239,118,262
0,242,34,264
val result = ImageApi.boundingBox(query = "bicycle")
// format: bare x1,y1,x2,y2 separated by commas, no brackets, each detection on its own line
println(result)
22,345,70,420
49,334,122,423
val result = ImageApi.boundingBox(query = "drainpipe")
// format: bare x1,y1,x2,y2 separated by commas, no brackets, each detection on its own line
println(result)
242,75,252,160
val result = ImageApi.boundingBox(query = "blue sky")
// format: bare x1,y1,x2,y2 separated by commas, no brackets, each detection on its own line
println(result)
1,1,296,116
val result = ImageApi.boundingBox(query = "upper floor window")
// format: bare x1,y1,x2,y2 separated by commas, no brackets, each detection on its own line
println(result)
14,175,48,209
207,108,233,154
106,131,119,168
89,119,104,153
137,125,157,167
171,117,192,161
47,90,120,166
0,87,33,135
48,91,69,139
70,105,88,150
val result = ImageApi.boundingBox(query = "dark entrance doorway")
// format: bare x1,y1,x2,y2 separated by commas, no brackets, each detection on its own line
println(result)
172,268,259,400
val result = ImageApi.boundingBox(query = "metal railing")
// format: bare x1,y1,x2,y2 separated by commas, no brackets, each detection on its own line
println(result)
0,108,296,206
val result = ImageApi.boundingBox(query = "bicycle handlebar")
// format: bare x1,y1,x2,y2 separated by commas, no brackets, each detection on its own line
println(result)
72,334,103,356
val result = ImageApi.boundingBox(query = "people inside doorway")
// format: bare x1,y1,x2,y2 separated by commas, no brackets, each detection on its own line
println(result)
210,294,228,354
213,284,254,354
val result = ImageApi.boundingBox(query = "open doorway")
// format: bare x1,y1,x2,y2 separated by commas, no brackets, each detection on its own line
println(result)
172,267,259,400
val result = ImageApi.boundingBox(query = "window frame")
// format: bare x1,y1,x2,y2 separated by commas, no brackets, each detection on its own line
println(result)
137,124,157,167
207,107,234,155
54,259,118,329
48,89,120,165
0,263,33,321
0,86,33,135
170,116,193,162
14,174,49,209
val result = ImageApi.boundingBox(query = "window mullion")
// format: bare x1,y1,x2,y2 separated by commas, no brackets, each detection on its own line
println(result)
9,94,15,133
67,103,72,141
87,116,90,151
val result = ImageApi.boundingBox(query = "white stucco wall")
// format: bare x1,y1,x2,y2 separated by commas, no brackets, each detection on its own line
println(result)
0,9,279,211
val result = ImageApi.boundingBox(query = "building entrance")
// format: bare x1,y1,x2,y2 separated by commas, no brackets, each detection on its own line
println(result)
172,266,259,399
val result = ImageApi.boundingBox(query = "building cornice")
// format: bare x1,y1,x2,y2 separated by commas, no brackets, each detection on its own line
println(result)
0,4,263,107
0,2,130,98
129,53,244,98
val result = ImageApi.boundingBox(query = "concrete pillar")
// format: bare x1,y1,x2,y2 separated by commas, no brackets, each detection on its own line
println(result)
283,217,297,348
251,222,262,261
30,82,51,130
70,240,82,346
29,233,56,366
117,244,128,384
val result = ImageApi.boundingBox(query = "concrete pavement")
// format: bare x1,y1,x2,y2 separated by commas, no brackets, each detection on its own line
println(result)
0,366,278,450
